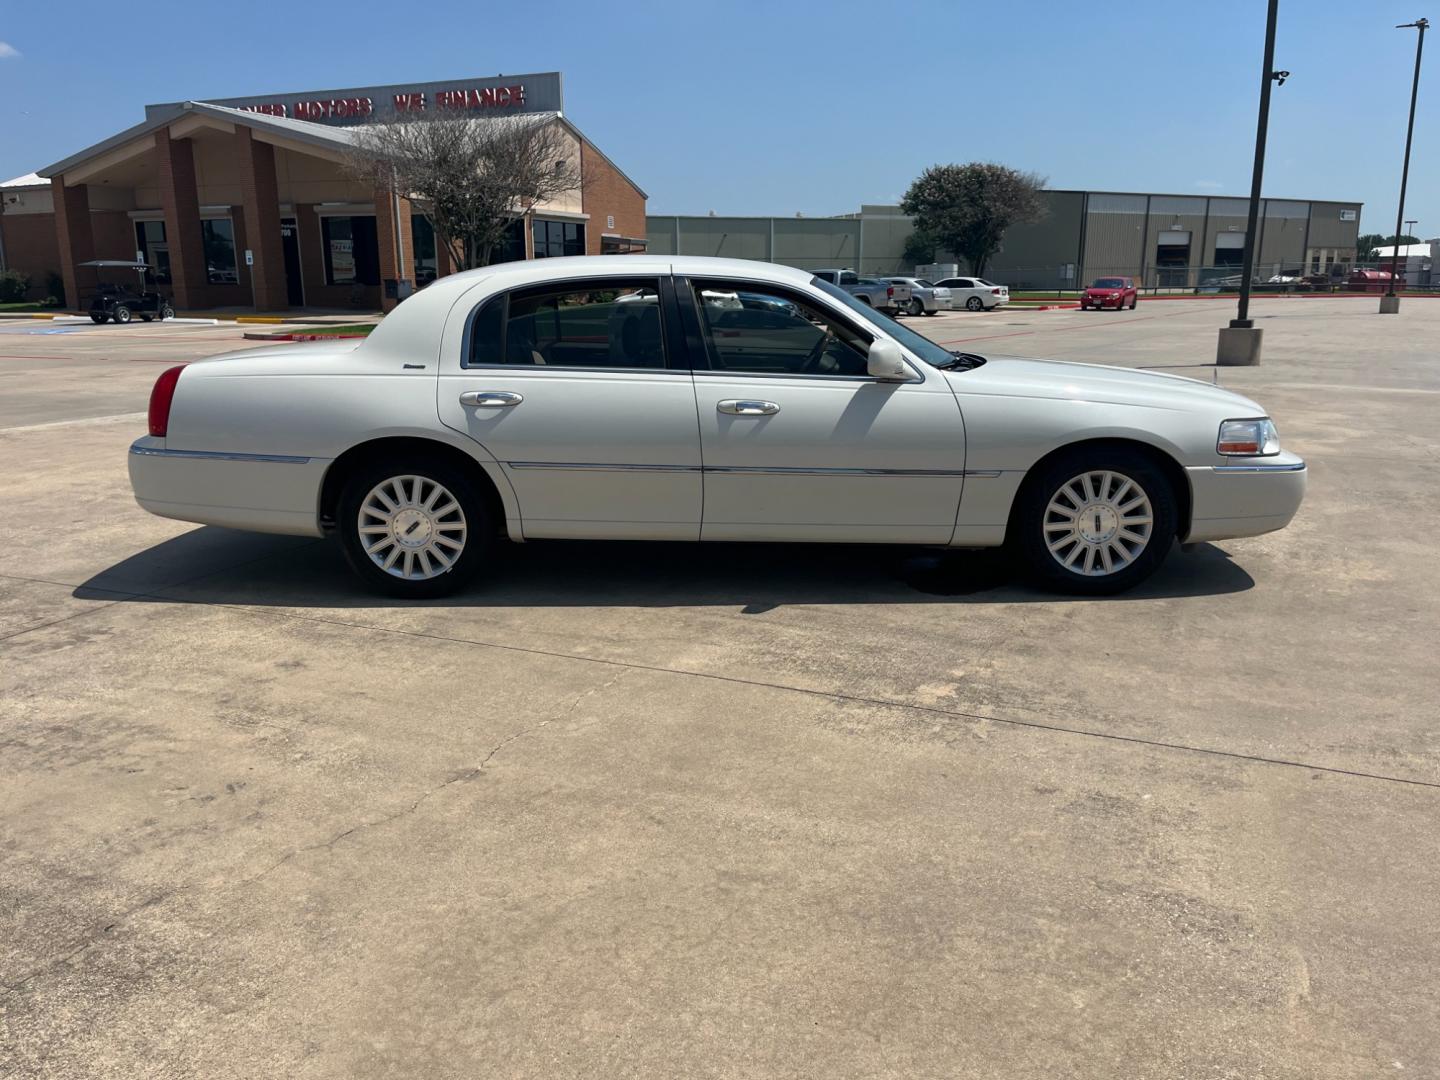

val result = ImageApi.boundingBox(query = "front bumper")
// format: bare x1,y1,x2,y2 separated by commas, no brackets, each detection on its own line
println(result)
1184,452,1307,543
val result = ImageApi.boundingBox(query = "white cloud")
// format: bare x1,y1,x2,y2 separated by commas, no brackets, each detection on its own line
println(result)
0,42,20,59
1194,180,1224,191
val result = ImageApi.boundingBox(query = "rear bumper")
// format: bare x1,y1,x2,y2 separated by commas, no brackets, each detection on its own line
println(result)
128,437,328,537
1184,454,1307,543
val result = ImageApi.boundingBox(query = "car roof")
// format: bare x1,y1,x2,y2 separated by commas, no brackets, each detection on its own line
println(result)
360,256,819,366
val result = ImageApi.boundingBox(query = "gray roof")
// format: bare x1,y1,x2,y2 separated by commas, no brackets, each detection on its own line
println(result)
34,102,646,201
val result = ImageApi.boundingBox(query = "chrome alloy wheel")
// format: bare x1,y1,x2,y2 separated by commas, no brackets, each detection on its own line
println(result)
357,475,468,580
1043,470,1154,577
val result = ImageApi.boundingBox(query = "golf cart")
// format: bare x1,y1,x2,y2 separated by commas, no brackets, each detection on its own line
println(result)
80,260,175,324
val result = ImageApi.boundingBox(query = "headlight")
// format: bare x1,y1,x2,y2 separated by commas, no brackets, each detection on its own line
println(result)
1217,417,1280,456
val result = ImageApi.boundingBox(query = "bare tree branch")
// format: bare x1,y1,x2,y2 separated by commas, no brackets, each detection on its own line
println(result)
345,114,581,270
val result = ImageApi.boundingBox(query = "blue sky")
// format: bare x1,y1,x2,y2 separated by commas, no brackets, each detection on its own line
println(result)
0,0,1432,236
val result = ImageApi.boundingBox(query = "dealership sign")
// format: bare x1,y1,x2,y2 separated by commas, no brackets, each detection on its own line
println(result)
236,84,527,122
146,72,563,127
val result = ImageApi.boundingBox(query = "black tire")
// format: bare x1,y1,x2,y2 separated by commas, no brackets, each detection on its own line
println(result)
965,296,983,311
1130,296,1138,309
90,313,107,324
140,314,154,322
159,304,175,320
1014,447,1177,595
113,305,132,324
908,297,925,316
337,455,494,598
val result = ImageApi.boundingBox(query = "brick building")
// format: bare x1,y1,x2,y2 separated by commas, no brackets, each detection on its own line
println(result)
0,73,647,312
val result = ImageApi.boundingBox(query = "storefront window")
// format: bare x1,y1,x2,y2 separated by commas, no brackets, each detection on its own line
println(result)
322,216,380,286
488,219,527,265
134,220,171,284
412,214,437,284
532,219,585,258
201,219,238,285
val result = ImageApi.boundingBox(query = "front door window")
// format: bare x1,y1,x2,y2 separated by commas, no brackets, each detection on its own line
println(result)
689,281,870,377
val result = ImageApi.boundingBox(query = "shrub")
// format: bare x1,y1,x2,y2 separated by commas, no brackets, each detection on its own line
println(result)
0,269,31,303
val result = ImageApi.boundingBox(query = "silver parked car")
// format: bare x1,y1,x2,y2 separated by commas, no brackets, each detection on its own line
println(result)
884,277,949,315
129,256,1306,599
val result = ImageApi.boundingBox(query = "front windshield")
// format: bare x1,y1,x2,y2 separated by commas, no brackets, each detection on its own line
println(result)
812,277,960,369
1092,278,1125,288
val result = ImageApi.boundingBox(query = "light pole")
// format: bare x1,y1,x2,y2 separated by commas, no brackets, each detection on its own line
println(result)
1218,0,1285,365
1381,18,1428,314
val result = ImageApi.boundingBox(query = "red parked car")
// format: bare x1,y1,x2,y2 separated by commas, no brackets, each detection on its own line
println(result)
1081,276,1138,310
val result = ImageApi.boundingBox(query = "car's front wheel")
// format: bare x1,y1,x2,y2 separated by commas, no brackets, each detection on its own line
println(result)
1015,449,1177,594
337,457,493,598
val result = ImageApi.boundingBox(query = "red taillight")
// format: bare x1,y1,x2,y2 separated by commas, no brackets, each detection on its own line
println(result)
886,287,894,298
148,365,186,437
992,288,1001,295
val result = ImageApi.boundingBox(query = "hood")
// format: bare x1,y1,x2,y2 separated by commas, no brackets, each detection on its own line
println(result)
948,355,1264,414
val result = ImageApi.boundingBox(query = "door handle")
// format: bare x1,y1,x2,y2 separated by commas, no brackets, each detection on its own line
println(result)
717,399,780,416
459,391,524,408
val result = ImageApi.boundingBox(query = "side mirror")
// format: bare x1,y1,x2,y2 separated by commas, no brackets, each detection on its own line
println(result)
867,338,909,381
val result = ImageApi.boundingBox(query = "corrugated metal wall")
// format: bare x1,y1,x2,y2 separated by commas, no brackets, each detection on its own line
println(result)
646,191,1363,286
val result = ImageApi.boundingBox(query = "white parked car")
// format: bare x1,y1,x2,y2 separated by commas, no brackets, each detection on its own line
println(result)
129,256,1306,598
883,277,950,316
934,276,1010,311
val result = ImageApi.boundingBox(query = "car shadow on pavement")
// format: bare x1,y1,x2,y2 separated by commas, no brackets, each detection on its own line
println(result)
74,526,1254,608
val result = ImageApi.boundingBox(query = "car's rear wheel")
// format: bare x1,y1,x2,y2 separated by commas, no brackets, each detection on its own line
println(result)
965,296,983,311
159,303,175,320
140,314,154,322
908,298,925,316
113,305,132,324
1015,448,1177,595
90,313,107,324
337,457,493,598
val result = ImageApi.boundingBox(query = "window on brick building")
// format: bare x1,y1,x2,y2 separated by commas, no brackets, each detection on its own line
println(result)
532,219,585,258
201,219,238,285
412,214,437,284
321,216,380,286
134,220,171,284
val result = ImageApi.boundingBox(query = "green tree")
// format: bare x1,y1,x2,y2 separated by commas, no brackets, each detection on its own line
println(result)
902,226,938,267
900,163,1047,276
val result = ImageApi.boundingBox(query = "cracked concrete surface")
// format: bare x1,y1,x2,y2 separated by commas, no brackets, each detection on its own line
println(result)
2,299,1438,1078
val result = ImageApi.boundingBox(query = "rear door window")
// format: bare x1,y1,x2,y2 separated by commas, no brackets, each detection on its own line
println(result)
468,278,670,369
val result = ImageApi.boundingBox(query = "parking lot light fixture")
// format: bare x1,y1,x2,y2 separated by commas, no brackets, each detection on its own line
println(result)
1217,0,1282,366
1382,18,1428,314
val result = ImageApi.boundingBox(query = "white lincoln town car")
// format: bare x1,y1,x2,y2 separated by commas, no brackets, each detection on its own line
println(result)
129,256,1305,598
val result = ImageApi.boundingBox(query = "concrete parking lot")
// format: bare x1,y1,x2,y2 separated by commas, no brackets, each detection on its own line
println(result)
2,297,1437,1078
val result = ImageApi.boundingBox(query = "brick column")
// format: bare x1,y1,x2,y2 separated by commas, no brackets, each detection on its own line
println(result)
374,185,414,312
236,128,287,310
51,176,95,313
156,131,207,310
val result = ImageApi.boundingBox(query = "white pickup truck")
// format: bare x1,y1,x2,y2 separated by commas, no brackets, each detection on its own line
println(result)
810,268,911,316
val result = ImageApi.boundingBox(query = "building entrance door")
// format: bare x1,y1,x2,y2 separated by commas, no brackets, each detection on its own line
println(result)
280,218,305,307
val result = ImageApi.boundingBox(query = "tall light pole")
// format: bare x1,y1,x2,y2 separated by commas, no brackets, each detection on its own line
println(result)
1218,0,1285,365
1381,18,1428,314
